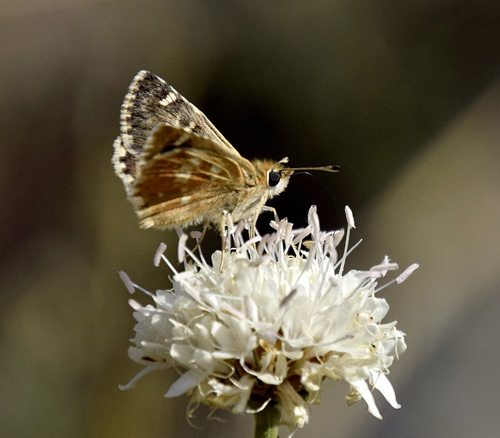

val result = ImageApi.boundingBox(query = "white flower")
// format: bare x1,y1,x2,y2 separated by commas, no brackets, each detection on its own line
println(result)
119,206,417,432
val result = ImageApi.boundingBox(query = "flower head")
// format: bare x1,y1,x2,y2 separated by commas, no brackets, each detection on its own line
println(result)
119,206,417,432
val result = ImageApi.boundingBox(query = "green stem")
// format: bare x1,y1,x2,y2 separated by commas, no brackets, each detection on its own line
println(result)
254,403,281,438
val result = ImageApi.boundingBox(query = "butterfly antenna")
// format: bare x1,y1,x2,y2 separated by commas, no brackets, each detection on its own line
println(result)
289,164,341,173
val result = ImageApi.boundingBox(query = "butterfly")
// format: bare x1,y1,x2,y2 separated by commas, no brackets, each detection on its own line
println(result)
112,70,339,248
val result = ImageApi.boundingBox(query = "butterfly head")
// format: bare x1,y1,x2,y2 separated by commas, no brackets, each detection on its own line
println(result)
254,156,340,200
252,159,294,199
266,165,295,198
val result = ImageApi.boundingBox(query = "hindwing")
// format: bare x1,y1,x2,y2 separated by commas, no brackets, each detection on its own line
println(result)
131,124,258,228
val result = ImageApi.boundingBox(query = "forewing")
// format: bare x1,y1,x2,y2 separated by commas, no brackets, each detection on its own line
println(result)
113,70,237,193
131,124,257,229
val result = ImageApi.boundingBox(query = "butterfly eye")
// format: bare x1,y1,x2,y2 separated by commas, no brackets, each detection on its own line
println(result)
268,170,281,187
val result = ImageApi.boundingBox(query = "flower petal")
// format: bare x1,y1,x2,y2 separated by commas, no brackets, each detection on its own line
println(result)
165,369,205,398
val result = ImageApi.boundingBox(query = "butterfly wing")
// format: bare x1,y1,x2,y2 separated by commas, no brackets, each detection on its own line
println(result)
113,70,238,194
131,124,258,229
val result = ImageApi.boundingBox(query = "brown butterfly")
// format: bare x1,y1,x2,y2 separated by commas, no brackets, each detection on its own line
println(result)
112,71,339,247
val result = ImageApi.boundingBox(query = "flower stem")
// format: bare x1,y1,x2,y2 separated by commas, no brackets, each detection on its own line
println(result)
254,403,281,438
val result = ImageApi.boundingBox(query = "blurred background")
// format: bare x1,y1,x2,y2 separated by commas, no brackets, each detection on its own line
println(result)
1,1,500,437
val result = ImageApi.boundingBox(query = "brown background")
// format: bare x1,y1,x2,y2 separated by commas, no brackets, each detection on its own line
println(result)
1,1,500,437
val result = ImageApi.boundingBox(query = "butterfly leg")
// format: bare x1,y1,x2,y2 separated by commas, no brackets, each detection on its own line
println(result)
190,221,210,254
249,198,269,239
262,205,280,223
249,213,258,239
218,212,229,271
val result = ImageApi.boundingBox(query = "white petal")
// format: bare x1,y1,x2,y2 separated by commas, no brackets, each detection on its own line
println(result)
170,344,194,367
119,363,166,391
370,371,400,409
165,369,205,398
119,270,135,294
396,263,420,283
153,242,167,267
190,230,202,239
177,233,188,263
276,380,310,428
345,205,356,229
351,379,382,419
370,262,399,275
307,205,320,238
